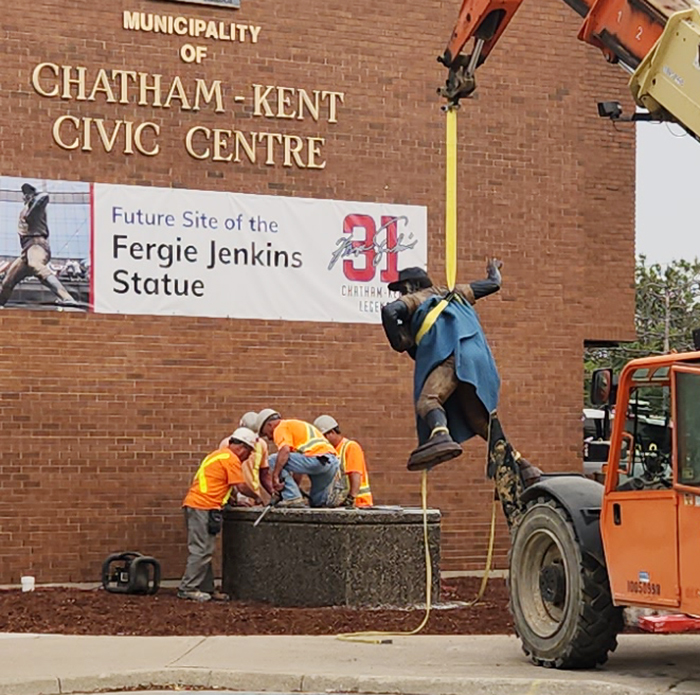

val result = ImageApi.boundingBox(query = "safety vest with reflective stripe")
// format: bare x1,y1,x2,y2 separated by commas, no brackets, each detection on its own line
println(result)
194,452,230,494
338,438,373,507
296,422,335,456
190,451,237,506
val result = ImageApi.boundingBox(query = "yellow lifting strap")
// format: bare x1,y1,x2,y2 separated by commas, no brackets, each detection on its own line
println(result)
415,298,450,345
414,108,459,347
335,105,496,645
445,106,458,292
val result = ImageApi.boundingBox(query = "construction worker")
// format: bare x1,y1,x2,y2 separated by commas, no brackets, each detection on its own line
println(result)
178,427,262,602
256,409,346,508
313,415,373,507
380,259,540,528
0,183,78,308
219,411,272,505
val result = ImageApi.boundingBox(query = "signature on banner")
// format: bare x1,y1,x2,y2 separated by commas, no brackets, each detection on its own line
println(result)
328,214,418,282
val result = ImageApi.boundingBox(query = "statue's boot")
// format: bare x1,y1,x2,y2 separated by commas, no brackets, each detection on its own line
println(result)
407,408,463,471
487,411,542,528
486,410,541,487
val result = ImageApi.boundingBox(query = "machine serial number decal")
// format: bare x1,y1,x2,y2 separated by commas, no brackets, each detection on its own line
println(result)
627,580,661,595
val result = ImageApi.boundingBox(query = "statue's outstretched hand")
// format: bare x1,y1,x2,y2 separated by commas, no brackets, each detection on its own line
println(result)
486,257,503,282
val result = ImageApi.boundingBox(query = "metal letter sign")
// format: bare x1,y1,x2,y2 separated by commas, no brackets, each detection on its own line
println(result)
159,0,241,8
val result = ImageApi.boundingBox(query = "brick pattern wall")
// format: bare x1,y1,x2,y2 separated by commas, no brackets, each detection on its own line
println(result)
0,0,635,583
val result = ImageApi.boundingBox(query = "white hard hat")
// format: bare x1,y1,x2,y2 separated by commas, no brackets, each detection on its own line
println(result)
229,427,257,449
313,415,338,434
256,408,281,434
239,411,258,431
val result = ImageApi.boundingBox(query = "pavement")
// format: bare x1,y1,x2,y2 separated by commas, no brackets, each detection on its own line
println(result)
3,633,700,695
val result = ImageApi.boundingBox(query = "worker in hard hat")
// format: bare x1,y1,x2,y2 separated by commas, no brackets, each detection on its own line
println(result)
178,427,258,602
219,411,272,505
381,259,540,528
314,415,373,508
256,409,346,508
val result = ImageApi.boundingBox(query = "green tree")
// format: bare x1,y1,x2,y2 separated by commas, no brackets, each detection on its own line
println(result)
584,256,700,405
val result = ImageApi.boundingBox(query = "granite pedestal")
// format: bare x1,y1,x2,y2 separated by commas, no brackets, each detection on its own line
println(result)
222,506,441,607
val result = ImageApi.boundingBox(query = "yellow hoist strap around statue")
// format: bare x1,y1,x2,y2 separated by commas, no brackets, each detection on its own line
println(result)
415,298,450,346
336,106,496,645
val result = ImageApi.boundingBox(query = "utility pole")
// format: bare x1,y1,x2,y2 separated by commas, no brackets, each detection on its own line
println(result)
664,287,670,354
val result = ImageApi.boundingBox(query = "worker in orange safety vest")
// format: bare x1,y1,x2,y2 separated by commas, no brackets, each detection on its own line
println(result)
256,409,346,508
314,415,373,508
219,411,272,506
179,427,273,603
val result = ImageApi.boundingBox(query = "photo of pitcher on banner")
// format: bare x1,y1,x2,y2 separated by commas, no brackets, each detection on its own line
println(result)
0,176,89,312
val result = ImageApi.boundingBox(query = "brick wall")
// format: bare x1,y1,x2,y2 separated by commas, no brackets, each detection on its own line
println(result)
0,0,635,583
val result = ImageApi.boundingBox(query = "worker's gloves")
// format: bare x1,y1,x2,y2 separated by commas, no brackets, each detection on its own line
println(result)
341,494,356,508
207,509,223,535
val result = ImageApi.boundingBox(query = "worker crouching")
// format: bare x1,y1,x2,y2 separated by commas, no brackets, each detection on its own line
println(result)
178,427,265,602
257,409,347,508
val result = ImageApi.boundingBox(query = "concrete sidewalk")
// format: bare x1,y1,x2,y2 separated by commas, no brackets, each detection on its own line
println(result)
1,633,700,695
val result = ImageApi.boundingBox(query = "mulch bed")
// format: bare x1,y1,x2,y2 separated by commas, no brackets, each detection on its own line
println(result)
0,577,514,636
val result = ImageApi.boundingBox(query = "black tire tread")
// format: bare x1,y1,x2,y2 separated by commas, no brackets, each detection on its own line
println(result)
509,497,624,669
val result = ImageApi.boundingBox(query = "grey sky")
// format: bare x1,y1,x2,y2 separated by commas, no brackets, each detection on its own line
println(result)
636,122,700,266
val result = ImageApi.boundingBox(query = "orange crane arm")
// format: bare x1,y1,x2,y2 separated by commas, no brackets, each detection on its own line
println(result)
439,0,693,106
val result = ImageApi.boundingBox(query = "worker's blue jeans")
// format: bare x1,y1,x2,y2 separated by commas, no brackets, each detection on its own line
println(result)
268,452,344,507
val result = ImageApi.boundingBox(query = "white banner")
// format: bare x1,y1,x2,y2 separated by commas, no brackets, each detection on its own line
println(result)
92,183,427,323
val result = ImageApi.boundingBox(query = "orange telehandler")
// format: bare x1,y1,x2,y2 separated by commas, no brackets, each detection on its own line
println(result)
440,0,700,670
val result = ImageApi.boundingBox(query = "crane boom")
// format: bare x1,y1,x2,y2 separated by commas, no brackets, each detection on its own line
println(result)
439,0,700,139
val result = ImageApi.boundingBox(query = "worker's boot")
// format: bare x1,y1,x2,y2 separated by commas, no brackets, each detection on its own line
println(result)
407,408,463,471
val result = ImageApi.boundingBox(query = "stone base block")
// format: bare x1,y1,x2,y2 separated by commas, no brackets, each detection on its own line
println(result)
222,506,440,607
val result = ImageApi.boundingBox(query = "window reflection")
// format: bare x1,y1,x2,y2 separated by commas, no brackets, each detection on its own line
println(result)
676,371,700,486
617,384,673,491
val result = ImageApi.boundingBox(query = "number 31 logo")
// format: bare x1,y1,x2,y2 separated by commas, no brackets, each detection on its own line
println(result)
333,214,415,282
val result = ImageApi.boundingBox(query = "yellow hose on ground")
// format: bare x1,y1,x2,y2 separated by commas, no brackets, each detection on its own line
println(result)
336,104,495,644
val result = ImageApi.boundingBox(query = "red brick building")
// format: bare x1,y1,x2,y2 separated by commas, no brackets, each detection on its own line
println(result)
0,0,635,583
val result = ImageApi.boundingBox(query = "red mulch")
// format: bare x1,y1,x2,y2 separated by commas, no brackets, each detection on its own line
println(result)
0,577,513,636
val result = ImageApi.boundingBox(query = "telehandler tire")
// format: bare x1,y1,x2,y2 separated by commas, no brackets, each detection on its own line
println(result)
509,497,623,669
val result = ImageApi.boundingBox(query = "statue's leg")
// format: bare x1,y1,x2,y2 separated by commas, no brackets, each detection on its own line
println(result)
408,357,463,471
487,411,542,529
456,382,489,440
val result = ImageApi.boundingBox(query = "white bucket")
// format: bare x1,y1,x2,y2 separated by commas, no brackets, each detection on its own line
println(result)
20,576,35,592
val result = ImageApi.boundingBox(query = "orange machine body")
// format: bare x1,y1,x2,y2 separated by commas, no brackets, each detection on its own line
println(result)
599,351,700,615
442,0,696,71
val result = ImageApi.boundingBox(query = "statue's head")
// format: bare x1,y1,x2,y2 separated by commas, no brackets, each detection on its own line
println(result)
388,267,433,296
